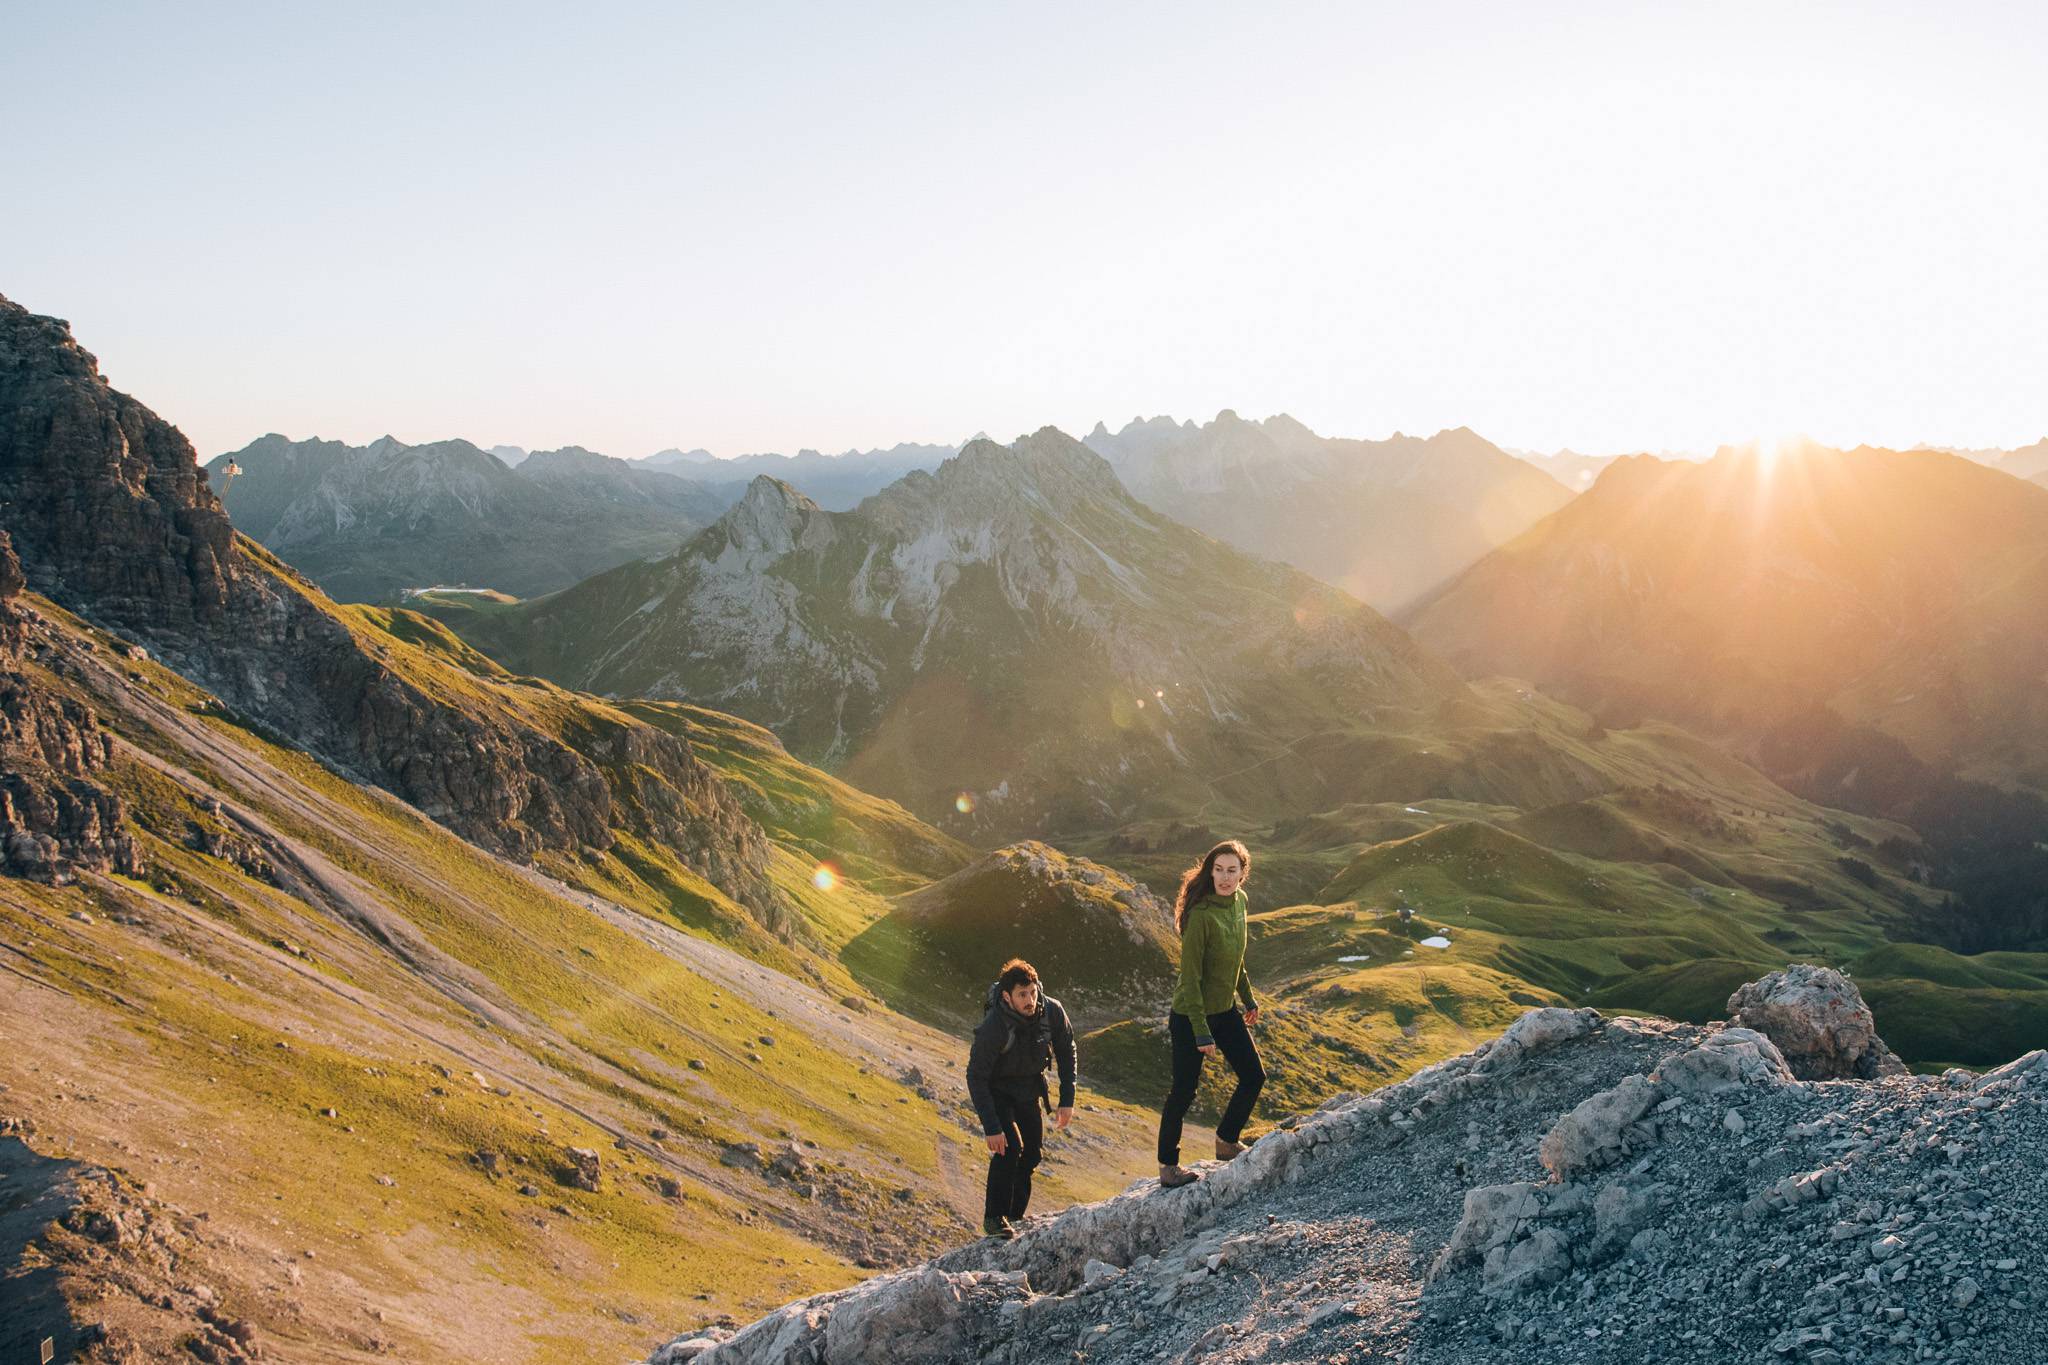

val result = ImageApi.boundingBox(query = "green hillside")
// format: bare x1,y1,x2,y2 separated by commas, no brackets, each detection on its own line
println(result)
845,842,1179,1031
1066,680,2045,1112
0,591,1157,1364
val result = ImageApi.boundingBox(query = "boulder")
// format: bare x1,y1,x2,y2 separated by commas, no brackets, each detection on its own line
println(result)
1654,1028,1794,1096
1538,1073,1659,1181
564,1147,601,1192
1725,965,1907,1080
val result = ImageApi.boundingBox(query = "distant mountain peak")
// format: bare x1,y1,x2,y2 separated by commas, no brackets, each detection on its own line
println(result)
737,472,820,512
923,425,1127,509
520,445,628,476
702,475,829,561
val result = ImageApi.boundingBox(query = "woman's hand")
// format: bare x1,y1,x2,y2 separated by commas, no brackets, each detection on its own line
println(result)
1244,1007,1260,1027
1198,1040,1218,1056
986,1133,1008,1155
1054,1106,1073,1130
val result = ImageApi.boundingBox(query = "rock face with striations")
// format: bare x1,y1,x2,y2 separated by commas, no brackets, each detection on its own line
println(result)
654,967,2048,1364
0,295,777,922
0,531,141,881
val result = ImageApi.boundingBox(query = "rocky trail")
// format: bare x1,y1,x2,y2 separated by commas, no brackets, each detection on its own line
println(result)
654,968,2048,1364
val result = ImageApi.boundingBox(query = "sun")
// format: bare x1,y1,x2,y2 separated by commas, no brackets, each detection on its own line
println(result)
1755,432,1812,472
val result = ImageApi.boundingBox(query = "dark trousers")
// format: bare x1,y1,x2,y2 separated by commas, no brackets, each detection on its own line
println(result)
984,1081,1045,1221
1156,1007,1265,1165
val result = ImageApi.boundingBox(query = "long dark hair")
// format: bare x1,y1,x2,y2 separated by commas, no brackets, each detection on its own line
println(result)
1174,839,1251,933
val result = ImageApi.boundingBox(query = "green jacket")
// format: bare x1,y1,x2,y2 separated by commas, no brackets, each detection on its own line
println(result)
1172,889,1256,1033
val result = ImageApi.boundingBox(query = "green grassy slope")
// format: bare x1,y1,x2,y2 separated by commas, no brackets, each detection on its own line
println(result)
845,842,1179,1032
0,596,1155,1364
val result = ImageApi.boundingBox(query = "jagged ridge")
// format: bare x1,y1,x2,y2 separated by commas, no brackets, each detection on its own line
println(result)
209,433,739,601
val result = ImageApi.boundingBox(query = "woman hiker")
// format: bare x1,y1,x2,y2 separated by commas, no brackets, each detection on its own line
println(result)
965,958,1076,1239
1156,839,1265,1188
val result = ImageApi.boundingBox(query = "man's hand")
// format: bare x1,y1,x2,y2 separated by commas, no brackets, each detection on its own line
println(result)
1054,1106,1073,1130
1244,1007,1260,1027
1198,1040,1218,1056
986,1133,1008,1155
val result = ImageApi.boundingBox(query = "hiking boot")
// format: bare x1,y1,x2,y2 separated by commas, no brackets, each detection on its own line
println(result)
982,1215,1016,1239
1158,1164,1200,1189
1215,1135,1256,1161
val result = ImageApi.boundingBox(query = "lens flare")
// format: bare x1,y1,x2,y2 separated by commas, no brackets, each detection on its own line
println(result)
954,791,976,815
811,863,840,892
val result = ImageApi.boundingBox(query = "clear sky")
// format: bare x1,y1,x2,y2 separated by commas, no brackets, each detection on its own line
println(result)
4,1,2044,459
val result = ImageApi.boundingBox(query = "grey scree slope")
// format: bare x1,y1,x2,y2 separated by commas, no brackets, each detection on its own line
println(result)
651,967,2048,1364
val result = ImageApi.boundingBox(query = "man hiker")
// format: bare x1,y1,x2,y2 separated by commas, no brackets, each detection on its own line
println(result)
965,958,1077,1239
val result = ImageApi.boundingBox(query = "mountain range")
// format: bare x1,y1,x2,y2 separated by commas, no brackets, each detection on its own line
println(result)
426,427,1462,837
644,442,959,510
1083,412,1575,611
207,435,742,601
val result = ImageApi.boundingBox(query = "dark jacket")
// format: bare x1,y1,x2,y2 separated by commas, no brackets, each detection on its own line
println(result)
965,982,1077,1136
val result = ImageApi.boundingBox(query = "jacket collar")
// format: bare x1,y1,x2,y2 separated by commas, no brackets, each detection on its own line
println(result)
987,981,1046,1026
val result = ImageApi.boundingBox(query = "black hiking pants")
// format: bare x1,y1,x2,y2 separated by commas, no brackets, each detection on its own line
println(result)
984,1079,1045,1221
1156,1007,1265,1165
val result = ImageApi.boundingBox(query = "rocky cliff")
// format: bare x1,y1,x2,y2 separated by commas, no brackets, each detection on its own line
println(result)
0,532,139,881
0,294,778,921
654,966,2048,1364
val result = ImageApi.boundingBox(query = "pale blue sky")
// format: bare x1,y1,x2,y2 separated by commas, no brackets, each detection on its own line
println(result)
5,1,2044,458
